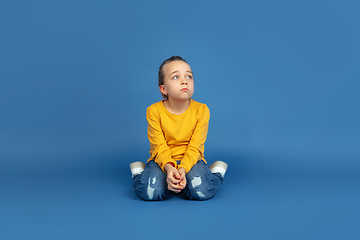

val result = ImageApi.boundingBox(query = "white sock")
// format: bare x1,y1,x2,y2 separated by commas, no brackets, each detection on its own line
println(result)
131,168,144,178
210,167,226,178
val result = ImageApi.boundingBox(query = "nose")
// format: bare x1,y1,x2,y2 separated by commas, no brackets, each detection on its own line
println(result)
181,78,187,85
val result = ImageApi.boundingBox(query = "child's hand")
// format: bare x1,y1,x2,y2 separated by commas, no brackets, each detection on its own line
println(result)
178,168,187,189
164,163,184,193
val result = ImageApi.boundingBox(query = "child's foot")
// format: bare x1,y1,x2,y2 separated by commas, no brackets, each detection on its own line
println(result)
130,161,146,178
209,161,228,178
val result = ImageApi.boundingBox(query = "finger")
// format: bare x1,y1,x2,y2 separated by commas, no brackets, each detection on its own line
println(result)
179,178,186,188
168,184,181,193
178,168,186,176
168,181,183,190
167,169,180,181
173,171,181,180
167,178,180,186
179,172,185,181
169,187,180,193
170,181,184,191
168,175,180,184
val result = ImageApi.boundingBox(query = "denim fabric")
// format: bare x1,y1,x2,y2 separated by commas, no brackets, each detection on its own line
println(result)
132,160,169,201
182,160,223,200
132,160,223,201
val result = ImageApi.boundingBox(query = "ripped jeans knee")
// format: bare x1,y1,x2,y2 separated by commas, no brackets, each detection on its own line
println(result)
132,160,168,201
183,160,223,200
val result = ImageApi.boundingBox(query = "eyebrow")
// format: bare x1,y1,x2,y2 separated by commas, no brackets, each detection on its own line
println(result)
170,70,193,75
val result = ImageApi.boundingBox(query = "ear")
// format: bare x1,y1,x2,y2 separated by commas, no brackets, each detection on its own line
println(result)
159,85,167,96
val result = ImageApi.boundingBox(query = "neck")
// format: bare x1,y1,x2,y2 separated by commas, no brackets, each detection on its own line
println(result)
164,98,191,115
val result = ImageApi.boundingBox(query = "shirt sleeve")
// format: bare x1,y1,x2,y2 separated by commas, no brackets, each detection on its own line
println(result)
178,104,210,173
147,106,178,172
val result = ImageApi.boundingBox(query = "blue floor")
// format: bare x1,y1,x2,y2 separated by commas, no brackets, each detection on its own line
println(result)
1,150,359,240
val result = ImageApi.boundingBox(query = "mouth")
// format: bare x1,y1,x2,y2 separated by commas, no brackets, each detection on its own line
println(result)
181,88,189,92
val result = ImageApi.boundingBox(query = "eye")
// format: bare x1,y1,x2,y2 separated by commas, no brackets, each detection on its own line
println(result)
172,76,179,80
187,75,193,79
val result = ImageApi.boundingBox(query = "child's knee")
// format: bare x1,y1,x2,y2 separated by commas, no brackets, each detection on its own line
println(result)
186,175,217,200
133,174,167,201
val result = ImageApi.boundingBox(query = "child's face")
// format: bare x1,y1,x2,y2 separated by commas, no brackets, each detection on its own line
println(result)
160,61,194,101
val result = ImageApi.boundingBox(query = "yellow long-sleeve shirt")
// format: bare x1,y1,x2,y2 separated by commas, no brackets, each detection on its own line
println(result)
147,99,210,173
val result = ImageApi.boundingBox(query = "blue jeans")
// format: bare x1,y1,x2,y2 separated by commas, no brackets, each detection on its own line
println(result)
132,160,223,201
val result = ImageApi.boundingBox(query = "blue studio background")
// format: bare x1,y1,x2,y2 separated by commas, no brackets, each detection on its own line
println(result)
0,0,359,239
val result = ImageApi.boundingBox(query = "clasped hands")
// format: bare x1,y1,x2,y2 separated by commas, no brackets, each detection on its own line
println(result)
164,163,186,193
